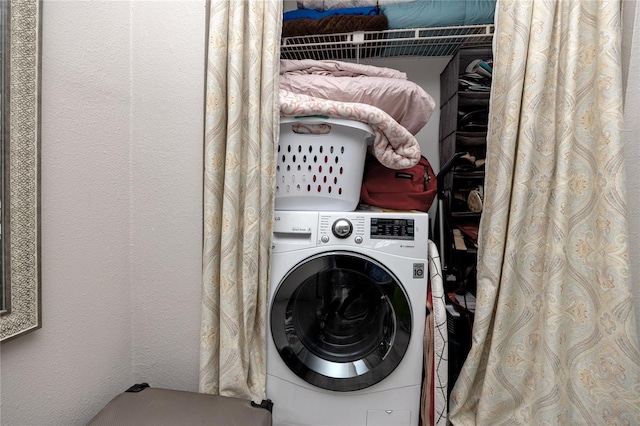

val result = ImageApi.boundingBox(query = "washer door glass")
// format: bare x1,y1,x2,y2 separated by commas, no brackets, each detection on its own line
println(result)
270,251,412,392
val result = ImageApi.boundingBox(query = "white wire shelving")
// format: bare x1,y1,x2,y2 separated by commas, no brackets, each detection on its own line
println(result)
280,24,494,62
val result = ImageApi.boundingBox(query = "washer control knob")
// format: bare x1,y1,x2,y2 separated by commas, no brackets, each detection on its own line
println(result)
332,219,353,239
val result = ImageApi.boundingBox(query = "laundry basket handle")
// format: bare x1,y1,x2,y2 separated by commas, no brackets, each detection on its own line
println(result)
281,116,374,137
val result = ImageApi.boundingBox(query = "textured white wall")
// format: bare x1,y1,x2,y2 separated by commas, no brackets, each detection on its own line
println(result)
0,1,207,425
0,1,134,425
129,0,205,391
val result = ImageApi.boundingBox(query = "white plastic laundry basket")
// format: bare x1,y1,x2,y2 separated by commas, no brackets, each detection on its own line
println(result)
275,117,374,212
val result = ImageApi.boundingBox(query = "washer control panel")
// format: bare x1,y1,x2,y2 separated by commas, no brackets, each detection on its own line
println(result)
318,213,420,247
272,211,428,257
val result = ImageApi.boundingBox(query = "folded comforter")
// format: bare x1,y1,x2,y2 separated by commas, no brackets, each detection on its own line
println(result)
298,0,416,10
281,59,407,79
283,14,388,37
293,0,495,29
280,59,436,135
381,0,496,29
280,89,421,170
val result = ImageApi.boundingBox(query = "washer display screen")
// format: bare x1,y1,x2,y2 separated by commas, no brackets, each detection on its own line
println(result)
370,218,415,240
270,251,412,392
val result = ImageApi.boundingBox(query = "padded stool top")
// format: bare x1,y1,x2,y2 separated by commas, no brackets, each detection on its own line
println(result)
88,387,272,426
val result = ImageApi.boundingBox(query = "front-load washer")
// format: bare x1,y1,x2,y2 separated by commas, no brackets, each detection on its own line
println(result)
267,210,429,426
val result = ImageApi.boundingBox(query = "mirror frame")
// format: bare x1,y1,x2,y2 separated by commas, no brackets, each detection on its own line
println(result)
0,0,41,342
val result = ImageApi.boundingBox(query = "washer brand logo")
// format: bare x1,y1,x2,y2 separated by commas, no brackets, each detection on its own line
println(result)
413,263,425,279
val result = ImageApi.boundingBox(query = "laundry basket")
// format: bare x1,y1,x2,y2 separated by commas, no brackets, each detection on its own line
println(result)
275,117,374,211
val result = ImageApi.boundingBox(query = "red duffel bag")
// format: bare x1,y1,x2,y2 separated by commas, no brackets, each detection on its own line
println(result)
360,155,437,212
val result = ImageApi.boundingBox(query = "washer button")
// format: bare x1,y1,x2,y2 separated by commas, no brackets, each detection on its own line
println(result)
354,236,363,244
321,235,330,243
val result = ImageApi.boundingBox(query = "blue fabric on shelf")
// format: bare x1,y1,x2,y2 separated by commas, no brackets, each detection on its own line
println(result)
380,0,495,29
283,6,378,21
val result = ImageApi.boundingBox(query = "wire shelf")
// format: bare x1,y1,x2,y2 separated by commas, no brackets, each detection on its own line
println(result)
280,24,494,62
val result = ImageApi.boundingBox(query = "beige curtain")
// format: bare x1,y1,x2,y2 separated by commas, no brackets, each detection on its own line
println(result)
199,0,282,402
449,0,640,424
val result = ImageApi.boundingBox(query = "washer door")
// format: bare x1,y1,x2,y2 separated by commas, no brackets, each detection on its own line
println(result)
270,251,412,392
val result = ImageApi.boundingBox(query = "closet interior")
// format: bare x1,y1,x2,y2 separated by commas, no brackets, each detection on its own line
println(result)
278,1,495,422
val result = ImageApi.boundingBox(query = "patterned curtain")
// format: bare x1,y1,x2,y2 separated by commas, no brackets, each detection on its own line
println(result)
449,0,640,424
199,0,282,402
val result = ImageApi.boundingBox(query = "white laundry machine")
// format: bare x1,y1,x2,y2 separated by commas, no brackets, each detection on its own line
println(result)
266,210,429,426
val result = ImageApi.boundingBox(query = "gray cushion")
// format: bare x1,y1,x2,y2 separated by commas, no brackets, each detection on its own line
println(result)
88,387,272,426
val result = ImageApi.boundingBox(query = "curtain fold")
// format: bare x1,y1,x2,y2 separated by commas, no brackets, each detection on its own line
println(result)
199,0,282,402
449,0,640,424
